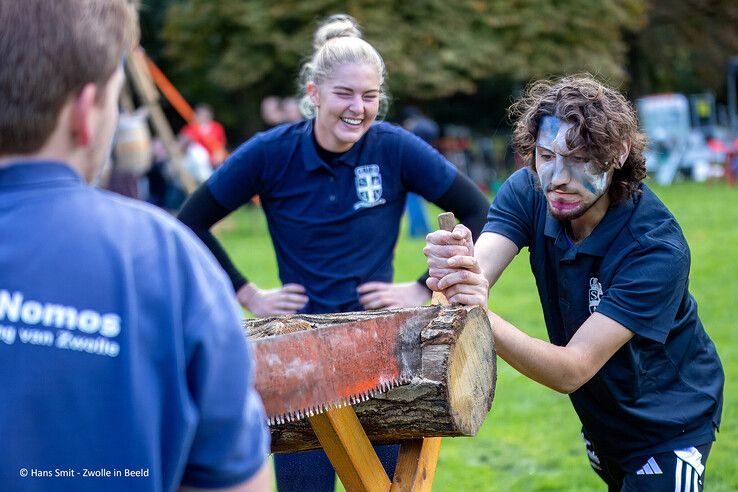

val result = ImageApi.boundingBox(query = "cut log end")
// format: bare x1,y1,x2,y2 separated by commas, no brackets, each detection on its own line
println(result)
447,306,496,435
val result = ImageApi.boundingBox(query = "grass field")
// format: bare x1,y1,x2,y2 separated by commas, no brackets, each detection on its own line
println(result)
216,179,737,491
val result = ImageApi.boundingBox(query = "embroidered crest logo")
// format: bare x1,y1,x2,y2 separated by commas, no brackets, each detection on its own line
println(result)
588,277,603,314
353,164,386,210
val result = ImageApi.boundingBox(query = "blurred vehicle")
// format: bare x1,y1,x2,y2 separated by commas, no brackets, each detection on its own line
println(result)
637,93,716,185
636,56,738,186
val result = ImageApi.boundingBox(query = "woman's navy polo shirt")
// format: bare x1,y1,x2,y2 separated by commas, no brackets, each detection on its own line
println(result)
483,168,724,463
208,120,457,314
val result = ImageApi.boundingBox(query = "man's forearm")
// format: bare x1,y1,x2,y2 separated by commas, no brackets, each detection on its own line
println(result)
487,311,633,395
475,232,519,289
487,311,586,394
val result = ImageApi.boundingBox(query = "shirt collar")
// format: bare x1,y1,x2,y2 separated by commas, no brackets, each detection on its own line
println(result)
544,191,636,257
301,119,367,172
0,160,83,189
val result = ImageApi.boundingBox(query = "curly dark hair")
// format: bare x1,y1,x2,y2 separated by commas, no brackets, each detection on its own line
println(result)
509,74,647,204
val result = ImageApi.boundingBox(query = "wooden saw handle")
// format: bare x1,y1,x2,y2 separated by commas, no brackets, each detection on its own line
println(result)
431,212,456,305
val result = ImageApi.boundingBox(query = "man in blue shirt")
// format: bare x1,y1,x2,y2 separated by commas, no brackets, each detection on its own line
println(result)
425,75,723,491
0,1,270,491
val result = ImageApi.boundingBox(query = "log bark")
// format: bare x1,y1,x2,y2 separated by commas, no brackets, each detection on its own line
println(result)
245,305,496,454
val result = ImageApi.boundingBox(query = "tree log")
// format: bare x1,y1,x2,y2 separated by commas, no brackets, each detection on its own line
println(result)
245,305,496,454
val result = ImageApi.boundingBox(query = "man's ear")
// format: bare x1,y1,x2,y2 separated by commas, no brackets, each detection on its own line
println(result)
306,82,319,108
616,140,631,169
69,83,99,146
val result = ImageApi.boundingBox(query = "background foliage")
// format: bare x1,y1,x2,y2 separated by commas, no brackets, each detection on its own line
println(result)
627,0,738,96
138,1,738,138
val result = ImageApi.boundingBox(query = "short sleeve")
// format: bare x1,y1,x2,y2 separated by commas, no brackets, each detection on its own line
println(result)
398,130,456,201
595,242,689,343
207,135,267,211
482,168,538,249
177,233,270,488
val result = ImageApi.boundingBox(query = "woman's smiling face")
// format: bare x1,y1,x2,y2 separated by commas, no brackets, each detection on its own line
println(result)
308,62,380,152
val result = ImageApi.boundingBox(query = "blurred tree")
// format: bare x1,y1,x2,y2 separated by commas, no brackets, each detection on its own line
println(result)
138,0,175,62
626,0,738,99
160,0,646,136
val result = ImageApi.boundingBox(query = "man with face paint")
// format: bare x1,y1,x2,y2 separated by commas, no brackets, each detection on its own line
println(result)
536,116,611,222
425,75,723,491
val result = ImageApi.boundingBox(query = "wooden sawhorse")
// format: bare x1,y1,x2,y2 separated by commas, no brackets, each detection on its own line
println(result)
309,213,456,491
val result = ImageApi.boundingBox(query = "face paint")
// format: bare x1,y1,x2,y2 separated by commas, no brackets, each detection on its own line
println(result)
535,116,611,221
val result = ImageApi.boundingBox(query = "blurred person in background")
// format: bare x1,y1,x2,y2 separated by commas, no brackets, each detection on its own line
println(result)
181,103,228,167
260,95,284,129
403,105,440,237
280,96,304,123
179,133,213,185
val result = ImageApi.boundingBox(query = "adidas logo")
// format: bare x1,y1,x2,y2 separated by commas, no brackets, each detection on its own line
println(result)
636,457,663,475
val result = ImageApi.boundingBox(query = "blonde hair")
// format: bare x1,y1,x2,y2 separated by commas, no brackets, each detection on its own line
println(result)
298,14,389,119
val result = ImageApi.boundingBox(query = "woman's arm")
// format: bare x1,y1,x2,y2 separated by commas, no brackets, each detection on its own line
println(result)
177,185,308,315
177,184,246,290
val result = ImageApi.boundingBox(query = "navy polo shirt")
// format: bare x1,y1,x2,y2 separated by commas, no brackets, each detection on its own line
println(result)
0,162,269,491
208,120,457,314
484,168,723,463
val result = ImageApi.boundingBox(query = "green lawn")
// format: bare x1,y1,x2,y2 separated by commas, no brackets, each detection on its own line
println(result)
216,179,737,491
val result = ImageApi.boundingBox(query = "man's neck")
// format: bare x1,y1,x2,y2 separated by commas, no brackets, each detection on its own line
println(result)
0,153,60,168
567,192,611,243
0,148,87,181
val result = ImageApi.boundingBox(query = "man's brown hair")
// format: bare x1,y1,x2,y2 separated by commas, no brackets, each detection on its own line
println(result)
0,0,139,155
510,75,647,204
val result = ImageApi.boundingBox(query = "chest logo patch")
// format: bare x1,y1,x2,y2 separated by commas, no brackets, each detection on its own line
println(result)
353,164,386,210
588,277,603,314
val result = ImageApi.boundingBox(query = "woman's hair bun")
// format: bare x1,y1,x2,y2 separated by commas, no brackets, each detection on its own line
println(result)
312,14,362,51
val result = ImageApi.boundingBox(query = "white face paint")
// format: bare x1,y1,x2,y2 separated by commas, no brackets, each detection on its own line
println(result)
535,116,611,221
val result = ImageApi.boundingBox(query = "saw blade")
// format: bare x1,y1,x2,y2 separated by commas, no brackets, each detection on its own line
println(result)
252,310,422,426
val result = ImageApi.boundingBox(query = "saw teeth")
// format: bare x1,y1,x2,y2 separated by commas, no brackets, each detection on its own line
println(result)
268,377,416,426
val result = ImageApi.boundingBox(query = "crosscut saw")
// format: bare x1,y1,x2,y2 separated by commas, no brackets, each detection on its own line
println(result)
252,213,457,427
252,309,425,426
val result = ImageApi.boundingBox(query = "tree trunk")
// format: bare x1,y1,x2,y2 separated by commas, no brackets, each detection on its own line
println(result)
245,304,496,454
